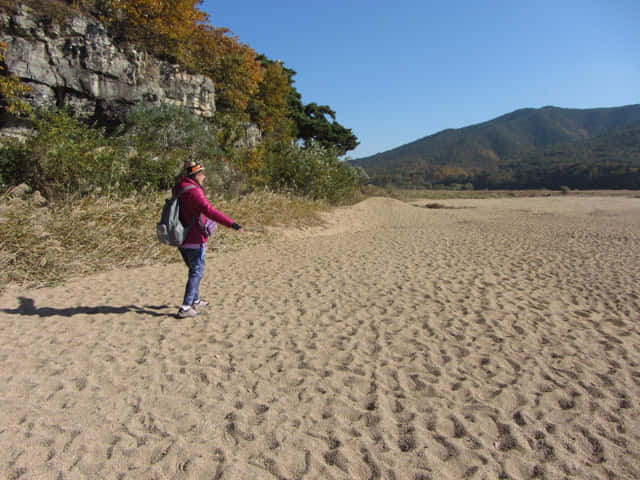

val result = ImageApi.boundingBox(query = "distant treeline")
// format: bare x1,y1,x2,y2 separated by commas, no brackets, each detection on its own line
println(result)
352,105,640,190
365,127,640,190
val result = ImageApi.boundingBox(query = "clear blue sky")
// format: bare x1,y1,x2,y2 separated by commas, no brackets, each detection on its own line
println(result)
200,0,639,159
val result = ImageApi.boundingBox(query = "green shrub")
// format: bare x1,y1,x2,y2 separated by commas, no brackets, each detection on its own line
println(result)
124,151,178,192
120,103,247,194
0,137,30,191
121,102,218,155
0,104,250,197
263,141,360,203
17,108,127,198
2,104,360,202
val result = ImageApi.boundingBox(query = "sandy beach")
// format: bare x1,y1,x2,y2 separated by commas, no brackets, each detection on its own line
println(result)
1,195,639,480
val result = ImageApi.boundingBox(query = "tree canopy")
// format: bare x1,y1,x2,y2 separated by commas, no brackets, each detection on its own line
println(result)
0,0,366,206
87,0,358,155
2,0,359,157
293,102,359,156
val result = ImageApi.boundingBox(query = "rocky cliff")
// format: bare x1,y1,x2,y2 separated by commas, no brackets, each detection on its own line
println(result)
0,3,216,128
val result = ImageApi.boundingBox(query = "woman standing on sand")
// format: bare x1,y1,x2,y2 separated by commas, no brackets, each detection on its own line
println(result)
173,159,243,318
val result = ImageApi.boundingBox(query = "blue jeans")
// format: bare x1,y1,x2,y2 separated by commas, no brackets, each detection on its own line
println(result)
179,245,206,306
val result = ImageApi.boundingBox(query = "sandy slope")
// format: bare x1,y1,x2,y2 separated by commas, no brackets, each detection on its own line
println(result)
1,195,639,479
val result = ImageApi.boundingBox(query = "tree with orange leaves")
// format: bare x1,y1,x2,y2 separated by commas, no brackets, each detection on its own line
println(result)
100,1,264,115
91,1,359,161
103,0,208,65
248,56,295,142
191,24,263,114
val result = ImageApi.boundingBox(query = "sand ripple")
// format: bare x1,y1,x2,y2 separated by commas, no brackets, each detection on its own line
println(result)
1,195,640,479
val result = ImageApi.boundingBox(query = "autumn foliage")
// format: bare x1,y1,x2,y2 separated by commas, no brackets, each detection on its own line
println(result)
2,0,362,202
4,0,357,158
0,42,32,115
97,0,264,116
103,0,208,62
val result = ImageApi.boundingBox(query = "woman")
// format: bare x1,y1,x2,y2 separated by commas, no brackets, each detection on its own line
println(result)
173,159,243,318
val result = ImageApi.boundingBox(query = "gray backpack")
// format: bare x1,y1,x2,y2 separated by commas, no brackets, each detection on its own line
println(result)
157,185,196,246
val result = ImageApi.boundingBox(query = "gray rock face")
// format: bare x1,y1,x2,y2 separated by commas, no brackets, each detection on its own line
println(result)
0,4,215,123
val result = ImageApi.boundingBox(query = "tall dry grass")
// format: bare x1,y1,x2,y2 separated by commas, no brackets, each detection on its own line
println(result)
0,189,329,291
6,186,631,291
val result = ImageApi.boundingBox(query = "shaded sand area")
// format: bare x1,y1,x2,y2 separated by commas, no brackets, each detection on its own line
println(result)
1,195,640,479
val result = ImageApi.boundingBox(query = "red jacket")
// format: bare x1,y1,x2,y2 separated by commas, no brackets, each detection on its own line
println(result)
173,177,236,246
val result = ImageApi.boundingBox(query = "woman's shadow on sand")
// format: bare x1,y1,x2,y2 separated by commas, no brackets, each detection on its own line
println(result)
2,296,170,318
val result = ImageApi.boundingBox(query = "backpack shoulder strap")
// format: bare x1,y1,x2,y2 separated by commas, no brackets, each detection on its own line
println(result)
175,184,198,228
176,185,196,198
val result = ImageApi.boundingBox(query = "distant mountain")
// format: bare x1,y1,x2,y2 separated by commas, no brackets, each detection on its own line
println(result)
350,105,640,189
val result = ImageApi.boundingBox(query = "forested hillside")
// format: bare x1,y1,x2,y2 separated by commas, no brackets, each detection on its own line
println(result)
477,127,640,190
351,105,640,189
0,0,366,202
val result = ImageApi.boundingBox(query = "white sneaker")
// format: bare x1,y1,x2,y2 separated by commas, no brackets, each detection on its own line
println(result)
192,299,210,309
176,307,201,318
